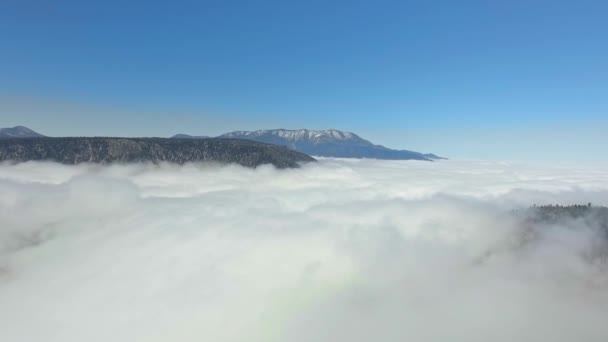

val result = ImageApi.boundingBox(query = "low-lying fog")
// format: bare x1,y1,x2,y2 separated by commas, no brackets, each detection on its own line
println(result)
2,159,608,342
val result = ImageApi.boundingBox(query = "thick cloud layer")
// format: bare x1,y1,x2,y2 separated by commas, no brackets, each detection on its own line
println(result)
1,159,608,342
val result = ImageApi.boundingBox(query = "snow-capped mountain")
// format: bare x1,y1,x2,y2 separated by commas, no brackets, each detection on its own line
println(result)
1,126,443,161
220,129,371,146
223,129,358,141
206,129,441,160
0,126,45,138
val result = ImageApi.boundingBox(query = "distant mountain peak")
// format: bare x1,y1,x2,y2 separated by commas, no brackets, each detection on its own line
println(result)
196,128,443,161
224,128,362,140
0,126,45,138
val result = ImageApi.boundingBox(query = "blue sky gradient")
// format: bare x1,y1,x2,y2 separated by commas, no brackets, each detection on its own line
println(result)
1,0,607,160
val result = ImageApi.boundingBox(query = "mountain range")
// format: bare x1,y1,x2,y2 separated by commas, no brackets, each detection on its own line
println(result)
175,129,444,161
0,137,314,168
0,126,445,161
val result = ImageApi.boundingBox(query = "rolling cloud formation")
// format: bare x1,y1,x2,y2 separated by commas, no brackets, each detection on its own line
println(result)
1,159,608,341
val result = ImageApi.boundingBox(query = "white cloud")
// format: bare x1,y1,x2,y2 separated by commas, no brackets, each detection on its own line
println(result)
1,159,608,341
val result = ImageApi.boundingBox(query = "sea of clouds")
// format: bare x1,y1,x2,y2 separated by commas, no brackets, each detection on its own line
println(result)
1,158,608,342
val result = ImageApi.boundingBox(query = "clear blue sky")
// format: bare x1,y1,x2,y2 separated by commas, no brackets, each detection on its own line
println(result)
1,0,607,160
